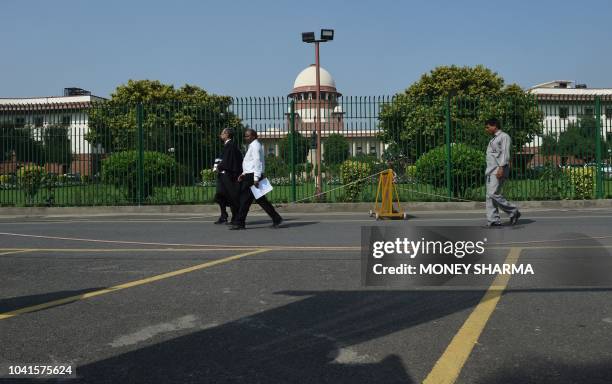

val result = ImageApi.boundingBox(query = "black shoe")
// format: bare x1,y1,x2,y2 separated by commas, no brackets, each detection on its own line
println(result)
214,218,228,224
229,224,245,230
271,218,283,228
510,211,521,225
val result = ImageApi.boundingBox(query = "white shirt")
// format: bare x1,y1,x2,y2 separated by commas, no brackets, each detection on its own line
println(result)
242,139,265,181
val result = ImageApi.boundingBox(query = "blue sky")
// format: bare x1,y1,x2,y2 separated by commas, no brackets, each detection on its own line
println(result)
2,0,611,98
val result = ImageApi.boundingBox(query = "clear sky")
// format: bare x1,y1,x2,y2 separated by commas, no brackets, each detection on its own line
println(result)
2,0,611,98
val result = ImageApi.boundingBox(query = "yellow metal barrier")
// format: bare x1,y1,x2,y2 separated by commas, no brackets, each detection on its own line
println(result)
369,169,407,220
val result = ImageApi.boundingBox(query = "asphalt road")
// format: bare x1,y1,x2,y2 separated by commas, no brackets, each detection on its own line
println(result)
0,208,611,383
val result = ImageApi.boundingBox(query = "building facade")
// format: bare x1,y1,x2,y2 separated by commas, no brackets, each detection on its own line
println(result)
0,88,105,176
528,80,612,142
525,80,612,167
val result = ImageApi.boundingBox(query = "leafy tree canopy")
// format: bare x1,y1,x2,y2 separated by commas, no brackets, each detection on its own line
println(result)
86,80,243,179
379,65,542,162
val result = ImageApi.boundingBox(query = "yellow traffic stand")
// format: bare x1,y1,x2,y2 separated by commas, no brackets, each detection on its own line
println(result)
369,169,407,220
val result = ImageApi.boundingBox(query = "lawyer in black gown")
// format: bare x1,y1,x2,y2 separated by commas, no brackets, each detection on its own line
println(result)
214,128,243,225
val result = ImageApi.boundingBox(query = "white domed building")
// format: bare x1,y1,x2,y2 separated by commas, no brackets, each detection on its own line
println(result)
279,65,384,160
288,64,344,132
256,65,385,162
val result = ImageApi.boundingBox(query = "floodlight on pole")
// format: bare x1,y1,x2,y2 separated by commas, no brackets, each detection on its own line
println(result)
320,29,334,41
302,32,315,43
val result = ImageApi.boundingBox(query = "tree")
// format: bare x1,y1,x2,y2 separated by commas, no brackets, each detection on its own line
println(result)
557,116,608,163
323,133,349,165
379,65,542,162
540,134,558,157
86,80,243,181
264,154,289,177
42,124,72,166
0,123,43,163
278,132,310,165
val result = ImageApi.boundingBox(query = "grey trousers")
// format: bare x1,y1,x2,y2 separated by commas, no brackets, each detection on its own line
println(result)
486,171,518,224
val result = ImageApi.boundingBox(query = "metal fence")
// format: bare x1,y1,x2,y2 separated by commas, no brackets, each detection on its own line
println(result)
1,95,611,207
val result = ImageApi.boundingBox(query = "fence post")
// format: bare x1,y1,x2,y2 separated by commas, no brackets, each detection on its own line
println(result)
595,96,603,199
290,100,296,202
136,103,145,205
445,96,452,200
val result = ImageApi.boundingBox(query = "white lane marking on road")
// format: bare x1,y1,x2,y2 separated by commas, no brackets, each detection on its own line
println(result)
109,315,212,348
329,347,374,364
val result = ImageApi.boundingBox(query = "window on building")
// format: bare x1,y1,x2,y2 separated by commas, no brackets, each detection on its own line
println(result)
267,146,275,156
15,117,25,128
34,116,44,128
370,146,377,155
61,115,71,125
606,107,612,119
583,107,594,116
559,107,569,119
356,146,363,155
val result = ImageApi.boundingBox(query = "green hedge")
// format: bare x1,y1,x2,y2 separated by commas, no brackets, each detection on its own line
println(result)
341,160,373,202
102,151,179,201
415,143,485,197
17,165,46,203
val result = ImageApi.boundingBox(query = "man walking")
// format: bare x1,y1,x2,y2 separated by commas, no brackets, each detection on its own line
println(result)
484,118,520,227
214,128,243,225
231,128,283,230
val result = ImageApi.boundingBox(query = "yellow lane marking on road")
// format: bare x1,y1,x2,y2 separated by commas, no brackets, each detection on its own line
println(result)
0,232,358,251
0,248,269,321
0,249,32,256
423,247,522,384
0,248,255,253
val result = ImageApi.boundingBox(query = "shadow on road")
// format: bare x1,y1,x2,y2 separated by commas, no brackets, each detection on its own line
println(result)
76,289,489,383
0,288,105,313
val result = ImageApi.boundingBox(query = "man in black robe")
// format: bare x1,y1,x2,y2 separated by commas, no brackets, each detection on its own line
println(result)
213,128,243,224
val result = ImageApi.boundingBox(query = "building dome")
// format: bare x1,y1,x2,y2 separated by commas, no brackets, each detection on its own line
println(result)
289,64,341,98
293,65,336,89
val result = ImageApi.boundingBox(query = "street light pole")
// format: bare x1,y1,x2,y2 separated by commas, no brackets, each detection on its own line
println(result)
302,29,333,200
314,41,322,198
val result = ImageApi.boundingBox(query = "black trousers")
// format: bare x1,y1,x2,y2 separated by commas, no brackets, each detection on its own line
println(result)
215,173,240,222
236,173,281,226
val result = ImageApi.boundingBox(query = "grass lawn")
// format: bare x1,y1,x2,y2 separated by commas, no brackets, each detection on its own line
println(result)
1,179,611,207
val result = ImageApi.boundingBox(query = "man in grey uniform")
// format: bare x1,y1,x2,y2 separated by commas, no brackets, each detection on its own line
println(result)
484,118,521,227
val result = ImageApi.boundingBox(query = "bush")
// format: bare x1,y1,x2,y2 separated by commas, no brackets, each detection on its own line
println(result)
17,165,45,203
279,132,310,164
0,175,11,184
41,173,58,206
265,155,289,177
102,150,178,201
405,165,417,181
268,176,291,186
415,143,485,197
296,163,313,174
341,160,373,202
325,163,342,178
80,174,91,184
564,166,595,199
538,163,572,200
352,153,379,165
324,134,350,165
200,169,216,183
